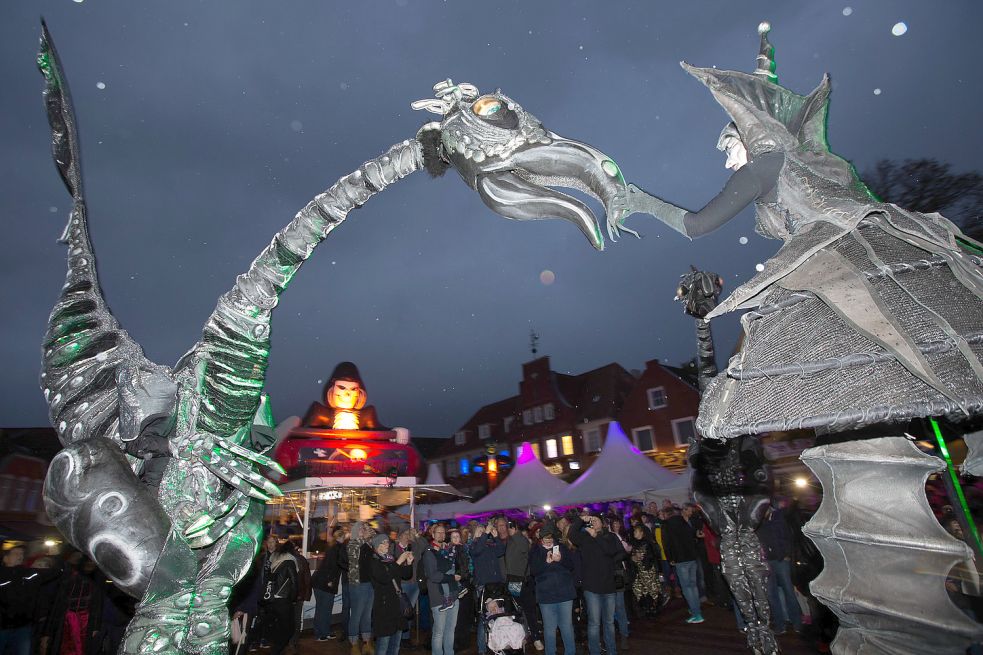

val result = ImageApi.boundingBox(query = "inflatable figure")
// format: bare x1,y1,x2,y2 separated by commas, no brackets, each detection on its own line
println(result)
627,23,983,654
302,361,386,430
36,23,630,654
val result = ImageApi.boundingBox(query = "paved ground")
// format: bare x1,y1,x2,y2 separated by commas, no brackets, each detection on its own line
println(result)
282,598,821,655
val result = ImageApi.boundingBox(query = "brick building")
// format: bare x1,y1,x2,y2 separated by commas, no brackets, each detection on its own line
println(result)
431,356,701,498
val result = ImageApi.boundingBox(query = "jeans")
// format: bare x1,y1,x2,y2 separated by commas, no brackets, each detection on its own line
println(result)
401,581,420,640
430,599,459,655
341,577,351,635
348,581,374,640
313,588,336,638
375,632,403,655
675,560,702,618
476,585,488,655
539,600,575,655
583,590,616,655
0,626,31,655
614,590,628,636
767,559,802,630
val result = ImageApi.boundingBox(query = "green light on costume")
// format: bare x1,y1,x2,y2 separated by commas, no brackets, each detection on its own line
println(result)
931,418,983,554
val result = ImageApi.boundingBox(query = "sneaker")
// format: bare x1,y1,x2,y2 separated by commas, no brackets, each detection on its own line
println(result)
534,639,544,651
685,615,704,624
439,602,454,612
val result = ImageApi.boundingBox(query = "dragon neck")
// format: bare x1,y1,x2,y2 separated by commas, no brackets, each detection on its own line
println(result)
696,317,717,394
190,139,424,438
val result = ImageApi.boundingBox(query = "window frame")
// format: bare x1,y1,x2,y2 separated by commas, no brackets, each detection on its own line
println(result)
454,430,467,445
671,417,697,447
545,438,558,459
632,425,655,452
647,386,668,410
584,428,602,453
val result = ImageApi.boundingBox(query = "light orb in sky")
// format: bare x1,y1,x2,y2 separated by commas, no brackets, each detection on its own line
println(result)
755,263,765,272
873,88,882,96
891,22,908,36
540,270,556,285
96,82,106,90
842,7,853,16
739,236,749,245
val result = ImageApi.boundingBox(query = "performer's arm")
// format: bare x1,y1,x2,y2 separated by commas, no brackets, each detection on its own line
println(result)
629,151,783,239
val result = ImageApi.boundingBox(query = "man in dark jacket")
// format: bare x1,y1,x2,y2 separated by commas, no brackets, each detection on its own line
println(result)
313,529,344,641
568,513,624,655
469,517,508,655
758,500,802,634
0,545,62,655
662,506,704,623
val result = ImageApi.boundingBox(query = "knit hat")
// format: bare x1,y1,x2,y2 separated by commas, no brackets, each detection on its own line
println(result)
371,534,390,550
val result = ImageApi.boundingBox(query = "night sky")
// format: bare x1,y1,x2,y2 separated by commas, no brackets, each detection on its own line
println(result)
2,2,981,437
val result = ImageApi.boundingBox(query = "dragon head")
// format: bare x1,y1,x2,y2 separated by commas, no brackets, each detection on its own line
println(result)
413,80,632,251
675,267,724,319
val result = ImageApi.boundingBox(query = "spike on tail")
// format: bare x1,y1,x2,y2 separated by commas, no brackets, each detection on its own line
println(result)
38,19,83,202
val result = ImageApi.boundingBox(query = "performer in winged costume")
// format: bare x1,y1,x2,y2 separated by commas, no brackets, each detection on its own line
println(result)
36,22,630,655
623,22,983,655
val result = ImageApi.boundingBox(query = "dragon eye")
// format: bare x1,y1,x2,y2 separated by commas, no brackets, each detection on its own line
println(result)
472,96,503,117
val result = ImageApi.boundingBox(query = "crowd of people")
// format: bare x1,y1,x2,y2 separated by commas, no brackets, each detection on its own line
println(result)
232,497,824,655
0,542,135,654
4,490,982,654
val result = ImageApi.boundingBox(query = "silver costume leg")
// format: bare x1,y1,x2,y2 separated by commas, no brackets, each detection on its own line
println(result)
801,436,982,654
43,440,170,598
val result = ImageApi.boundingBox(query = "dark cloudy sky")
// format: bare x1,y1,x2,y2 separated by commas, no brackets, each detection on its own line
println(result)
2,1,981,437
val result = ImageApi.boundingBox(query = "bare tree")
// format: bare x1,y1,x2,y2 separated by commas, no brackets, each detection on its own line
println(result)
862,158,983,240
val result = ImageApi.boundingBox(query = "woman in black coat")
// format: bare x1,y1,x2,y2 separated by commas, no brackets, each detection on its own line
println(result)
368,533,414,655
265,542,299,655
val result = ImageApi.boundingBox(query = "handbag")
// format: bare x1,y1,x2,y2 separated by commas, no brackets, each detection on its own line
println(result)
394,579,415,619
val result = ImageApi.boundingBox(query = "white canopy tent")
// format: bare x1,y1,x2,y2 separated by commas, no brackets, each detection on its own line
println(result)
640,467,693,505
467,441,570,514
557,422,682,506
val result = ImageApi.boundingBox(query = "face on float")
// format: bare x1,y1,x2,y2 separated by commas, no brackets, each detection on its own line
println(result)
329,380,362,410
436,90,630,251
722,136,749,171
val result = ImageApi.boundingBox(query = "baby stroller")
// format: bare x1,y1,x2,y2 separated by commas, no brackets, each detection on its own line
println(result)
480,582,527,654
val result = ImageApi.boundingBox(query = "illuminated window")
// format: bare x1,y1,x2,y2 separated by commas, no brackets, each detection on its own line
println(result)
672,417,697,447
531,442,541,460
454,430,467,445
533,406,544,423
478,423,491,440
523,410,533,426
504,416,515,433
459,458,470,475
633,427,655,451
569,461,581,470
561,435,575,456
647,387,667,410
546,438,558,459
585,428,602,452
544,403,555,420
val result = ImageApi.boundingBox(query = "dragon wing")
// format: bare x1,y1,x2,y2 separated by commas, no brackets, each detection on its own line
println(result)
38,21,173,450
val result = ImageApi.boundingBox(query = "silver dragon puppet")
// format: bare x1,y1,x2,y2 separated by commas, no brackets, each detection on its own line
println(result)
36,23,631,655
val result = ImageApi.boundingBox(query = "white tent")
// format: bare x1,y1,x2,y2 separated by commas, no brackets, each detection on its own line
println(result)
641,467,693,505
557,422,682,506
466,441,570,514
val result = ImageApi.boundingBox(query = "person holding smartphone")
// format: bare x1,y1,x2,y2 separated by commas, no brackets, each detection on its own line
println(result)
529,530,577,655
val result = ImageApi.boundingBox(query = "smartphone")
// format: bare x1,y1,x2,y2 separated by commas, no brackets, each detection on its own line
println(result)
551,545,560,557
